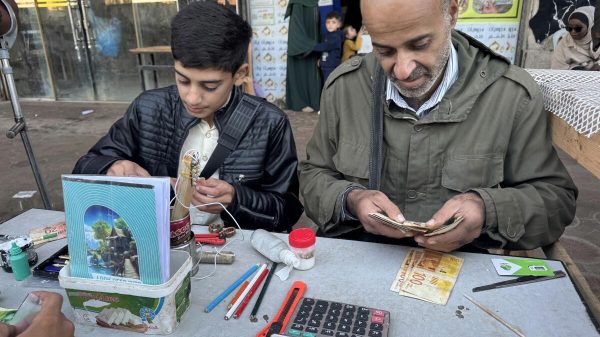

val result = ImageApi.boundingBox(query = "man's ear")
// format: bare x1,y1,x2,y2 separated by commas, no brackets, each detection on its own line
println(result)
449,0,459,27
233,64,249,86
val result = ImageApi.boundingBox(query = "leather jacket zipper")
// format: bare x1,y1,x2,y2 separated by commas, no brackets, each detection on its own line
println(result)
239,205,275,221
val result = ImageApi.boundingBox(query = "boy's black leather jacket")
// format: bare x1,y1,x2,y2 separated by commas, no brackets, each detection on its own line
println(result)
73,85,303,232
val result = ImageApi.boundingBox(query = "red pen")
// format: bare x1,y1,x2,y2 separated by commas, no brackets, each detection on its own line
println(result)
233,266,269,319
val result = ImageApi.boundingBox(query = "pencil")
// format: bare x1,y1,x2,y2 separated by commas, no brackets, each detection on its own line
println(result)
225,264,267,320
249,262,278,322
233,267,269,319
205,263,259,313
227,281,250,309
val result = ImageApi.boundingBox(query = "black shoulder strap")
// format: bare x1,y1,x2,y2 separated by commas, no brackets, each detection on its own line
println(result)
200,95,261,178
369,66,386,190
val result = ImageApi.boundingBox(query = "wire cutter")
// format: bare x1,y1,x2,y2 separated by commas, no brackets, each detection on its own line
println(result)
194,232,226,245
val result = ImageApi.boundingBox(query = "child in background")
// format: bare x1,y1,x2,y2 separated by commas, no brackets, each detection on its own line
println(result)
341,25,364,62
313,11,344,82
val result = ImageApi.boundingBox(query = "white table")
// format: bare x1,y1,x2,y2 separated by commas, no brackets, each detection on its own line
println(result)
1,209,598,336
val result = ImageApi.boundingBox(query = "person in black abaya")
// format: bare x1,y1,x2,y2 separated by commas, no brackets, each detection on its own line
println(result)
285,0,321,112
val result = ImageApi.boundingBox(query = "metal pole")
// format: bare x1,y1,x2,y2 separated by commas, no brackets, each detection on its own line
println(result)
1,49,52,209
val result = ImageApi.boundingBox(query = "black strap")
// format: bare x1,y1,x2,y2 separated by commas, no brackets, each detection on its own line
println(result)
369,66,386,190
200,95,261,178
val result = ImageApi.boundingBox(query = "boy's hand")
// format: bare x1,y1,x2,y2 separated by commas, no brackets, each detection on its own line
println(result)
15,292,74,337
107,160,150,177
192,178,236,213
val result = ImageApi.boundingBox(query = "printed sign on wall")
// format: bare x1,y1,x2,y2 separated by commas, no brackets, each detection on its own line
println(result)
456,0,523,63
249,0,289,104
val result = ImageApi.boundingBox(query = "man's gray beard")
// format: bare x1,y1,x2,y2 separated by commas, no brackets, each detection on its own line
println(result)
393,38,452,99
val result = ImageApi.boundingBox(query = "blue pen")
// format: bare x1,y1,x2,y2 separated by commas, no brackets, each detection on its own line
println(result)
205,263,260,313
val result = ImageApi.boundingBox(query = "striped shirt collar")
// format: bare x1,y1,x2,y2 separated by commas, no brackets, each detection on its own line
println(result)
386,43,459,117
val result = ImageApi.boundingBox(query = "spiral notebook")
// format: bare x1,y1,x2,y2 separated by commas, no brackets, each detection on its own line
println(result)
62,175,170,285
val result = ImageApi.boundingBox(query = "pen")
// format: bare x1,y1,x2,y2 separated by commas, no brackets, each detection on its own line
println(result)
225,264,267,320
205,263,259,313
249,262,278,322
227,281,250,309
233,266,269,319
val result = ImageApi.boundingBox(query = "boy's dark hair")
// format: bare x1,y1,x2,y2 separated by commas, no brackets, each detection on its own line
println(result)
325,11,341,21
171,1,252,73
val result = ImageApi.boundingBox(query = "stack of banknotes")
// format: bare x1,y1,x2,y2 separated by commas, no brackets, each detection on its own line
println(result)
368,213,463,236
390,249,464,305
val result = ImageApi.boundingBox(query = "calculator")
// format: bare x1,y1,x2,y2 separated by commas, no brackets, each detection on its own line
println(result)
282,297,390,337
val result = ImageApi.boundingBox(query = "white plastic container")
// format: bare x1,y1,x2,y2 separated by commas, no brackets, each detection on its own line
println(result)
59,250,192,335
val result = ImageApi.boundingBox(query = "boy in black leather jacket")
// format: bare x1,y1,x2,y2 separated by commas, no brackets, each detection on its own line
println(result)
73,2,303,232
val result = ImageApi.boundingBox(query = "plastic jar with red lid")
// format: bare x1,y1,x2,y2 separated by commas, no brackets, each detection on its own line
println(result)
288,228,316,270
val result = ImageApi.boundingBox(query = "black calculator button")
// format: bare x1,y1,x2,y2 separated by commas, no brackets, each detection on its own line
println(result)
370,323,383,331
308,318,321,327
358,307,370,314
358,313,369,321
294,316,308,325
300,304,313,312
352,326,366,335
306,327,318,333
325,314,339,323
303,298,315,305
340,317,353,325
315,302,329,313
338,324,351,332
328,309,341,317
368,330,382,337
298,309,311,318
342,311,355,319
336,332,350,337
330,302,343,310
354,320,367,328
291,324,304,331
344,304,356,311
310,313,324,321
316,300,329,308
324,322,336,330
321,329,335,336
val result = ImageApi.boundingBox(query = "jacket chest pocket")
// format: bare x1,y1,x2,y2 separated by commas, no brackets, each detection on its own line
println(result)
222,170,263,187
441,154,504,193
332,141,369,181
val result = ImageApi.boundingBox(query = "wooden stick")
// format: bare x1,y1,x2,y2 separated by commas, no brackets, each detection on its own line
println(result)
171,155,194,221
464,294,526,337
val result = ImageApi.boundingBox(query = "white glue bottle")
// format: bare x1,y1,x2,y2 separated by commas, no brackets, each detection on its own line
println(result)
250,229,300,280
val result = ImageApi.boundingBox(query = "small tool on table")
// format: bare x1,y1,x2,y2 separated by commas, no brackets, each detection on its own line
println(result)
256,281,307,337
472,270,566,292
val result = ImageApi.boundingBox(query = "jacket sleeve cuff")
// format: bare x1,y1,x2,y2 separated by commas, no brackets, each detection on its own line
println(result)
338,185,366,222
74,155,122,174
470,188,524,248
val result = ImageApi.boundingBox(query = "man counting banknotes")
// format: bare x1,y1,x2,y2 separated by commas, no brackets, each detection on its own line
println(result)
299,0,577,252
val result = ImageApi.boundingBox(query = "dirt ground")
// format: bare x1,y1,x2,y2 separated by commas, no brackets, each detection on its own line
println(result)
1,100,599,306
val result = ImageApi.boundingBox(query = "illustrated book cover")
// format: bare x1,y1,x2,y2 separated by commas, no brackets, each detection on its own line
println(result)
62,175,170,285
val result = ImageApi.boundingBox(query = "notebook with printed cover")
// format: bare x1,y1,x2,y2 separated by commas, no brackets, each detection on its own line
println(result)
62,175,170,285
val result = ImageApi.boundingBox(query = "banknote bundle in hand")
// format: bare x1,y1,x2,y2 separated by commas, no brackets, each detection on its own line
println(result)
390,249,463,305
368,213,464,236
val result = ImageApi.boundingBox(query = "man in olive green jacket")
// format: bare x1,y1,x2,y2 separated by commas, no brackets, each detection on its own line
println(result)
299,0,577,252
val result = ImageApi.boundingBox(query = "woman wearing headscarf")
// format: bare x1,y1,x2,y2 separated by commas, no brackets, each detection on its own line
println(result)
551,6,600,70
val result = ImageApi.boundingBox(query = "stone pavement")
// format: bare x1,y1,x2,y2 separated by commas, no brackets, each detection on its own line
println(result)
0,100,598,305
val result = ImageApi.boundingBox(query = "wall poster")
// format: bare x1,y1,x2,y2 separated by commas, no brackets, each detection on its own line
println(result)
249,0,289,104
456,0,523,63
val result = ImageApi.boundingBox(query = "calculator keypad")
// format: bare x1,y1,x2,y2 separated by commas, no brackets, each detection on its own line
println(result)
284,297,390,337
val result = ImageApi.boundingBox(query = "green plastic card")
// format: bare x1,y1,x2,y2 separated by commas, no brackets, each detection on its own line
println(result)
492,258,554,276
